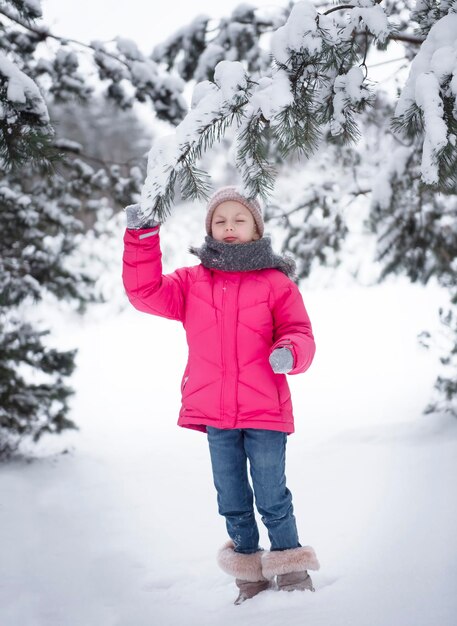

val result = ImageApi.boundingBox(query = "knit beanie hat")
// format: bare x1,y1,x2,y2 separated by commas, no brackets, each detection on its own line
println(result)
205,186,264,237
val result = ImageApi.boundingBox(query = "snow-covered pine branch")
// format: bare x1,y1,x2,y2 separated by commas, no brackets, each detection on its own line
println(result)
139,61,252,221
0,50,48,122
0,0,188,170
140,0,390,220
276,184,348,280
90,38,187,121
426,300,457,418
0,49,55,168
0,0,43,21
151,5,281,83
393,12,457,186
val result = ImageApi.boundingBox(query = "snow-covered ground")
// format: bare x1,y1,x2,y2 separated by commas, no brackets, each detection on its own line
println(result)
1,211,456,626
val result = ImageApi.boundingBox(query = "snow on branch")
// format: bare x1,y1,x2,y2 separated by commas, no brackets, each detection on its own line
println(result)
342,4,390,43
0,6,187,123
0,50,49,122
1,0,42,20
140,0,391,219
394,13,457,185
140,61,251,220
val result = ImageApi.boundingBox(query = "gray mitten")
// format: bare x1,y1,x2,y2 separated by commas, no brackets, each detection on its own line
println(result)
125,203,160,230
269,347,294,374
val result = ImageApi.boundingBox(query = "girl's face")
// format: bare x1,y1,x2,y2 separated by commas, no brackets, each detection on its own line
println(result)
211,201,260,244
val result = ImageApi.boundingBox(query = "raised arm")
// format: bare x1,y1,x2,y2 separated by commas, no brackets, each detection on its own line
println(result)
122,206,188,322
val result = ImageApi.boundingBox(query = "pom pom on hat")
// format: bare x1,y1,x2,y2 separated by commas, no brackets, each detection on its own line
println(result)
206,186,264,237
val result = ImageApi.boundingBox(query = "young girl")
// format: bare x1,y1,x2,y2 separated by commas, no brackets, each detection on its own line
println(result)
122,186,319,604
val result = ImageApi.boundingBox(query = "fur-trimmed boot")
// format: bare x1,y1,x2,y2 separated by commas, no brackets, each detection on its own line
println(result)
261,545,320,593
217,540,270,605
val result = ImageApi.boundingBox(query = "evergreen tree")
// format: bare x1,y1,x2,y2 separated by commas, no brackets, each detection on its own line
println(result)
0,170,86,456
0,0,156,456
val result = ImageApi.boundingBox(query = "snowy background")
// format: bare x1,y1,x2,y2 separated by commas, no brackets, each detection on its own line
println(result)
1,200,457,626
1,2,457,625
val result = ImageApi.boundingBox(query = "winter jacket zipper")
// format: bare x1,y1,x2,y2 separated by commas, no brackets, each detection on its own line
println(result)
220,279,227,423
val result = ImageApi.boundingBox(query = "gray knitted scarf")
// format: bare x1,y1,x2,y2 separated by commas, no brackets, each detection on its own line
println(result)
189,236,296,278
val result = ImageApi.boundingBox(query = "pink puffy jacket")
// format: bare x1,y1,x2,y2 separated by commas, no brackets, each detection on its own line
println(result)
122,226,316,434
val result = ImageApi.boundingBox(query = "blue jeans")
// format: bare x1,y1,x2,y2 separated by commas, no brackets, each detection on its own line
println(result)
206,427,301,554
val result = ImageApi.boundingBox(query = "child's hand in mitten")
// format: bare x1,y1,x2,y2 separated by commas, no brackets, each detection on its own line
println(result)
269,347,294,374
124,203,160,230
